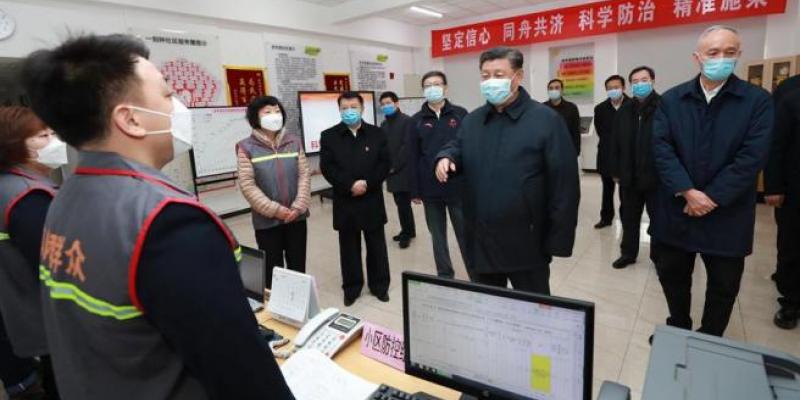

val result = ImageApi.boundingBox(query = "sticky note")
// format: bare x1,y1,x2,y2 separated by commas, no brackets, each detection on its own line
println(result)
531,354,552,393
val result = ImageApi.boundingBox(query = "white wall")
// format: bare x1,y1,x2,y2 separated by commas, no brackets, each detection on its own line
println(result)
764,0,800,58
617,17,768,94
0,0,418,97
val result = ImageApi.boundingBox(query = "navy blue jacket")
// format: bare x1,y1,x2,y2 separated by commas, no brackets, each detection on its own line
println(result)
406,100,468,201
764,75,800,208
651,75,773,257
437,87,580,273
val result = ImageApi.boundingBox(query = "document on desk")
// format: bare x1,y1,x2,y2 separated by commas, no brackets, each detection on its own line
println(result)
281,349,378,400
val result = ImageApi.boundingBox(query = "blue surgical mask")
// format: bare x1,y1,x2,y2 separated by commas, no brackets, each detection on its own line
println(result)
547,90,562,101
423,86,445,103
381,104,397,116
702,57,737,82
632,81,653,98
341,108,361,126
607,88,623,100
480,78,512,105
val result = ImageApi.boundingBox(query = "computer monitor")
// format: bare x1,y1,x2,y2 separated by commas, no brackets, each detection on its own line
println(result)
238,246,266,309
402,272,594,400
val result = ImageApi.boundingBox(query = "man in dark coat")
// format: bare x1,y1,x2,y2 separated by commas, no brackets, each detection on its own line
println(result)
593,75,632,228
651,26,773,337
379,91,415,249
610,66,661,269
320,91,391,306
436,47,580,294
764,75,800,329
544,78,582,156
407,71,470,279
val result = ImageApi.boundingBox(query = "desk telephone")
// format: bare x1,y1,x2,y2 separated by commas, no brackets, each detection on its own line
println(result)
295,308,363,358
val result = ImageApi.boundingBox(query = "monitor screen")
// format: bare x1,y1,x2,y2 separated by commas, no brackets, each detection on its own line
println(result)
298,91,376,154
403,272,594,400
239,247,265,301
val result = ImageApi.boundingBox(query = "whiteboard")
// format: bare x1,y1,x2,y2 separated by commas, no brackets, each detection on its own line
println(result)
191,107,252,178
298,92,376,154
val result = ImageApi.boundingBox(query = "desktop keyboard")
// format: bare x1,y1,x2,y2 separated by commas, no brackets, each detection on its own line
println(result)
368,384,441,400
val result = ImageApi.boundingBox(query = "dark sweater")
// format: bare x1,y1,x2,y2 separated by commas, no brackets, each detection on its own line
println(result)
545,99,581,155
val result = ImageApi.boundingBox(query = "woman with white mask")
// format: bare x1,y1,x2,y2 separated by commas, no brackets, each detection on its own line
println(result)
237,96,310,289
0,106,63,399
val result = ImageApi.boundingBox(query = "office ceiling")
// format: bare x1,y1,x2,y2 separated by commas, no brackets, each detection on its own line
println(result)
299,0,554,26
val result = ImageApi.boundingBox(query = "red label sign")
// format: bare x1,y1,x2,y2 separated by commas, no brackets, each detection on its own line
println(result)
432,0,786,58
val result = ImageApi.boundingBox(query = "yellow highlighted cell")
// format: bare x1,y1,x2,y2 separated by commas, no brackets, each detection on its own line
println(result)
531,354,552,394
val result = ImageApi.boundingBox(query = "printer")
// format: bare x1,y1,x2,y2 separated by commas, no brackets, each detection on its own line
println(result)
598,325,800,400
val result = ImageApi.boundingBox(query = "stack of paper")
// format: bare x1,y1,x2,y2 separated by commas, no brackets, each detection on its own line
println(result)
281,349,378,400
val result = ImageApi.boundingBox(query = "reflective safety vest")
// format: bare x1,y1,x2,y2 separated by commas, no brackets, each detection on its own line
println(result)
40,151,241,400
237,132,308,230
0,167,56,357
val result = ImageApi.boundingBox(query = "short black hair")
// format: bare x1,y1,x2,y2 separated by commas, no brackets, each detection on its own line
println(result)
421,71,447,87
379,91,399,103
246,96,287,130
337,91,364,107
548,79,564,88
605,75,626,88
629,66,655,82
479,47,524,70
21,34,150,148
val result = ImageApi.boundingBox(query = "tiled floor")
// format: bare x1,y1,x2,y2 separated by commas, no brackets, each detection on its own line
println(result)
226,172,800,399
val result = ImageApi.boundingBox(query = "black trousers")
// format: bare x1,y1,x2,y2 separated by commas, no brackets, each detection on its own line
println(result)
0,308,35,393
655,242,745,337
600,174,617,223
472,266,551,295
775,205,800,308
619,186,658,261
392,192,416,237
338,227,391,299
255,220,308,289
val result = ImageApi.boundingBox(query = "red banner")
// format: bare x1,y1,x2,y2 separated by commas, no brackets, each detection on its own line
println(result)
224,66,267,107
432,0,786,58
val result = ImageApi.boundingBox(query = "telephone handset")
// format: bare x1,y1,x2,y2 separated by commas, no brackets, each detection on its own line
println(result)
294,307,363,358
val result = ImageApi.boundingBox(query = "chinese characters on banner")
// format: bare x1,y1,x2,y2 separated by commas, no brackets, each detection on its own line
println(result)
432,0,786,57
224,67,267,107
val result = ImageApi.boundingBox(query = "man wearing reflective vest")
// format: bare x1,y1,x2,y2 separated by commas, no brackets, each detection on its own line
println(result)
22,34,294,399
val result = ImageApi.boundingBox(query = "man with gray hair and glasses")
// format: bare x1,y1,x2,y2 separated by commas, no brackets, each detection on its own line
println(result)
650,25,773,339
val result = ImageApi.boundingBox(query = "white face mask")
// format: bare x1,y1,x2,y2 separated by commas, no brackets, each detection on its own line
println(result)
129,97,193,158
260,113,283,132
36,136,68,168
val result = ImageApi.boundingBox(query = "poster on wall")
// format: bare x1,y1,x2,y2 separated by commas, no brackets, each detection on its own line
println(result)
349,50,389,92
265,43,324,135
224,66,267,107
131,29,225,107
324,73,351,92
549,43,594,105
